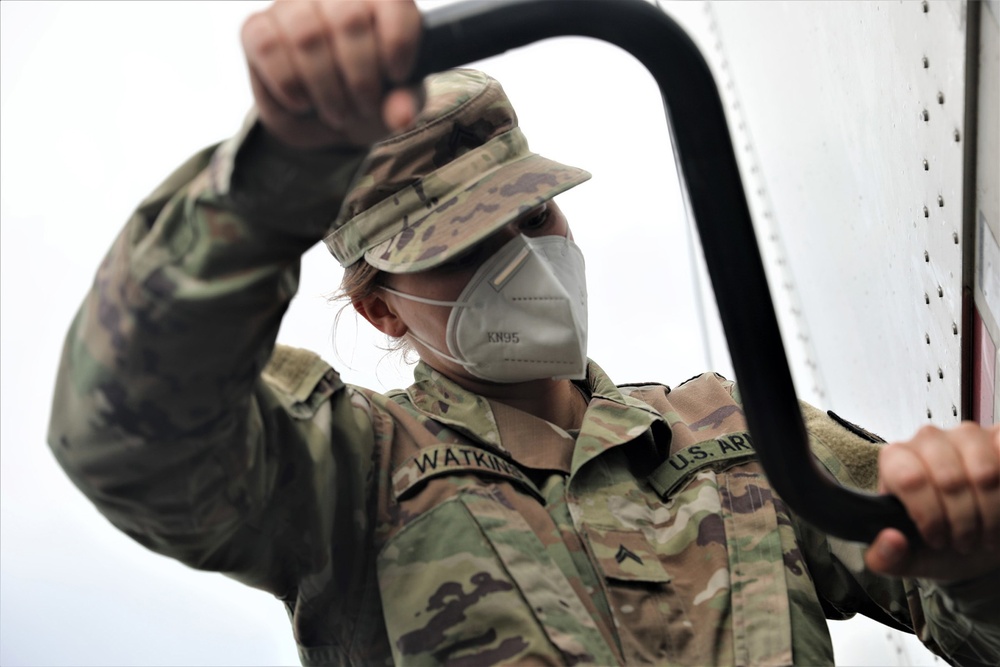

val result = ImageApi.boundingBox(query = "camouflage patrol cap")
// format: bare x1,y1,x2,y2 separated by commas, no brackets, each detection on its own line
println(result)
323,69,591,274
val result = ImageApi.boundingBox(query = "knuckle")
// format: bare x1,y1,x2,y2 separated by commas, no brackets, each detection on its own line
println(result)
970,464,1000,490
915,424,944,441
290,24,328,54
887,461,928,493
934,469,968,495
954,420,982,435
337,4,373,36
241,15,279,56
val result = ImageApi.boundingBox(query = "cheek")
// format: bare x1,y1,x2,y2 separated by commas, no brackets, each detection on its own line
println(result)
410,304,452,339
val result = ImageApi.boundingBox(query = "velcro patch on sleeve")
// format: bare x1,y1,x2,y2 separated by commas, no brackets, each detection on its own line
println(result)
392,444,542,501
262,344,333,403
648,431,756,499
827,411,886,443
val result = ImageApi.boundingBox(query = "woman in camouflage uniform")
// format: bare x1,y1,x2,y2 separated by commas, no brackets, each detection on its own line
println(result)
49,1,999,665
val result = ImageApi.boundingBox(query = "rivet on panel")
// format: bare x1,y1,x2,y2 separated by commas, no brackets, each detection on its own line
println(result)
924,293,930,305
937,285,943,298
952,405,958,417
954,129,961,142
938,368,944,379
926,372,932,383
923,159,929,171
952,322,959,335
924,250,930,262
922,109,930,122
927,408,933,419
953,232,959,244
937,92,945,104
938,195,945,207
924,206,929,218
922,56,930,69
922,1,929,13
925,333,931,344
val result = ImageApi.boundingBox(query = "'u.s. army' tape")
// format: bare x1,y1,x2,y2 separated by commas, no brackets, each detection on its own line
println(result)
648,431,756,499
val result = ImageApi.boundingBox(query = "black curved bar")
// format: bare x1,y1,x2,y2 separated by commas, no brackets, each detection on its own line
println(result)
410,0,919,545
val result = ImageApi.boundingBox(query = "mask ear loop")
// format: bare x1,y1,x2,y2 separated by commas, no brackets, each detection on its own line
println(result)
404,329,481,371
380,286,468,308
378,286,482,371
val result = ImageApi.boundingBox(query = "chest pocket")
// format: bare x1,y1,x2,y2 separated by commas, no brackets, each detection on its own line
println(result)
582,527,684,665
640,439,796,667
377,483,619,667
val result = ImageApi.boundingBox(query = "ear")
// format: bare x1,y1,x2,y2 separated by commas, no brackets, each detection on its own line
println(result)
353,293,408,338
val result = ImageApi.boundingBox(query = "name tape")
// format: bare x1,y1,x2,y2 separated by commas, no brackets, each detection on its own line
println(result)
393,444,542,500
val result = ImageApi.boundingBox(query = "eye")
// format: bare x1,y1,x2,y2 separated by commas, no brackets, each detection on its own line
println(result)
519,206,550,231
438,246,482,272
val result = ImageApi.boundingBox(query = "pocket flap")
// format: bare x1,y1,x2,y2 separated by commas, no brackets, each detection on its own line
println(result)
584,528,671,583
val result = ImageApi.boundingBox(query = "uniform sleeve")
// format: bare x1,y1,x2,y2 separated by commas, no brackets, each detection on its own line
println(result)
798,404,1000,667
46,111,376,600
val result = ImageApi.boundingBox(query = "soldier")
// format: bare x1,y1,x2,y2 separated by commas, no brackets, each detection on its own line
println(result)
48,0,999,665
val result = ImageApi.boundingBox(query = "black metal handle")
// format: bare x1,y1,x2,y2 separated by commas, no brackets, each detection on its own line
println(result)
410,0,919,545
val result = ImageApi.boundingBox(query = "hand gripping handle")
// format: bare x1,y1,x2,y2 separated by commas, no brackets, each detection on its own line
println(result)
408,0,919,545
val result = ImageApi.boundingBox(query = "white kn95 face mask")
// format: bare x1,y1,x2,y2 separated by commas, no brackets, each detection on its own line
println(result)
381,234,589,383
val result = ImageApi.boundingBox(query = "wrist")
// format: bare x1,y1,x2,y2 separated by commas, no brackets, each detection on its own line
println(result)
228,118,368,237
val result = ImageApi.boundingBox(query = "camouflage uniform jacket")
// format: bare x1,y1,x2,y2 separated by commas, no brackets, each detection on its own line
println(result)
49,121,1000,666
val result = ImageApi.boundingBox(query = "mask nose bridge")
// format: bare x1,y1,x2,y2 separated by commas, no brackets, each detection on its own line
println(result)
489,243,532,291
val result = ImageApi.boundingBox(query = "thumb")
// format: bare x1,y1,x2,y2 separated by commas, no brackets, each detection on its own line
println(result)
382,85,424,133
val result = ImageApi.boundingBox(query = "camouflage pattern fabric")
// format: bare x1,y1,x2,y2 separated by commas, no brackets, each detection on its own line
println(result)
323,69,591,274
49,89,1000,666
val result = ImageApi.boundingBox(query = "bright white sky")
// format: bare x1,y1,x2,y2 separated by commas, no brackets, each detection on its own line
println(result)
0,1,937,665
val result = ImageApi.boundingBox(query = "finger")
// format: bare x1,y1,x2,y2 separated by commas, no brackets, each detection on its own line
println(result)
880,438,950,549
917,426,984,553
247,67,342,150
864,528,911,576
382,86,422,132
956,423,1000,550
372,0,422,83
269,1,350,128
241,9,313,114
865,526,1000,580
914,428,980,554
321,1,382,116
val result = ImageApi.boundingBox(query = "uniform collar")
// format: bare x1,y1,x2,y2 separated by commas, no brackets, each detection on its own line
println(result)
406,360,665,475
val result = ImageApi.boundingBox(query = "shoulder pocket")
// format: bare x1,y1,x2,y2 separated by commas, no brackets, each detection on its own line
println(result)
262,344,342,419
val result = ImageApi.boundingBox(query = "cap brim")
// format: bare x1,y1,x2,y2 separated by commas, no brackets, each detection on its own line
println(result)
364,153,591,274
